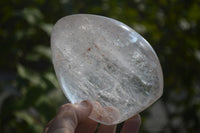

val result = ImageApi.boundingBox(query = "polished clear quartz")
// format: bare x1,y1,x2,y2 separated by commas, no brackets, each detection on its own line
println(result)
51,14,163,125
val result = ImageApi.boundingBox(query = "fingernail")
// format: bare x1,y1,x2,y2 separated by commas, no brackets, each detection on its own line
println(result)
80,100,89,107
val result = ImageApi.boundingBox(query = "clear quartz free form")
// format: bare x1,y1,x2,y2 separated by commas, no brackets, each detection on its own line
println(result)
51,14,163,125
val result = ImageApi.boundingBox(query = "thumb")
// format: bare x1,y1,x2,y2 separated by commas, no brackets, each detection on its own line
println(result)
45,101,93,133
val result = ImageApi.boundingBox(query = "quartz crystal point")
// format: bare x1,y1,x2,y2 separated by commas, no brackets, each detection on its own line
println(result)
51,14,163,125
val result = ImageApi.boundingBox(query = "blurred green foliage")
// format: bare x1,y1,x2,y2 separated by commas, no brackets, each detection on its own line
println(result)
0,0,200,133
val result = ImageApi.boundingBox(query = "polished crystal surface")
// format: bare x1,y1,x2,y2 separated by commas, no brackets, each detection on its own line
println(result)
51,14,163,125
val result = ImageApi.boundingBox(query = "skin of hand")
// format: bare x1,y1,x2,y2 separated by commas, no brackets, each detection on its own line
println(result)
43,101,141,133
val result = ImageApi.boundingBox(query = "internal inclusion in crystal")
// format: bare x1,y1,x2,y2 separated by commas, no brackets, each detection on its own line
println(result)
51,14,163,125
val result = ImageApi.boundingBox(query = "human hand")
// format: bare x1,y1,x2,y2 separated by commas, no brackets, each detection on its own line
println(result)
43,101,141,133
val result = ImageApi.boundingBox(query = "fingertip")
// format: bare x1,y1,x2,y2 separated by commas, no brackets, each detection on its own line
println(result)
76,100,93,123
121,114,141,133
57,103,74,115
129,114,141,124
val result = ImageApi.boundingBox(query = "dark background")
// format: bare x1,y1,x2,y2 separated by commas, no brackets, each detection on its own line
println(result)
0,0,200,132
